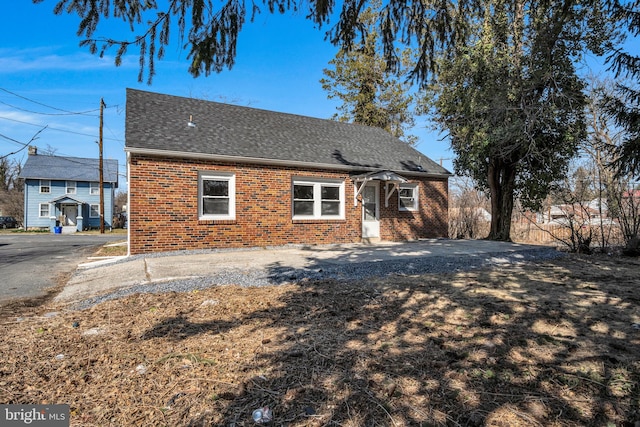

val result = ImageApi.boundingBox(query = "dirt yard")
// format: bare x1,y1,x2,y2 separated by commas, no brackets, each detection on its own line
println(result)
0,252,638,426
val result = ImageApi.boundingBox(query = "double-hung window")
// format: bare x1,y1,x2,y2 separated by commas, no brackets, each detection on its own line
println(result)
39,180,50,194
199,172,235,220
66,181,77,194
293,179,344,219
90,204,100,218
90,182,100,195
39,203,50,218
399,183,419,211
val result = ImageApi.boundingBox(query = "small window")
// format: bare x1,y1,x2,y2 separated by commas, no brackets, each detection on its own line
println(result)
399,183,419,211
90,204,100,218
199,172,235,220
293,179,344,219
39,203,50,218
90,182,100,195
39,180,50,194
66,181,77,194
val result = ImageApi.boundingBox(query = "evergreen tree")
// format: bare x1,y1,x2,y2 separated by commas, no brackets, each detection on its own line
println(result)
605,0,640,177
320,3,418,143
427,0,611,240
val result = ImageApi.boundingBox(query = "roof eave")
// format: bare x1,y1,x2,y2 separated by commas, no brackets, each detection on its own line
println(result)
19,175,118,183
125,146,452,179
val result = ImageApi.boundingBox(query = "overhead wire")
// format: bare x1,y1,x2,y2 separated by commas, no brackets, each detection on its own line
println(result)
0,126,48,160
0,87,104,116
0,88,125,169
0,115,124,142
0,100,100,116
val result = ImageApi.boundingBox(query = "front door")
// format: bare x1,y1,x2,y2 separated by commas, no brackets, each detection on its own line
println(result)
62,204,78,226
361,182,380,239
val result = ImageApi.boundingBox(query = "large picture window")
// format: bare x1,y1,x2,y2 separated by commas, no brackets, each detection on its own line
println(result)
199,172,235,220
293,179,344,219
399,183,419,211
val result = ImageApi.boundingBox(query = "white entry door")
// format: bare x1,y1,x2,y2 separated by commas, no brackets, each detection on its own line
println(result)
62,204,78,226
361,182,380,239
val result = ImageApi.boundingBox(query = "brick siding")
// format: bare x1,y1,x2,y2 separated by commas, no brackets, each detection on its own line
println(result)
128,155,448,254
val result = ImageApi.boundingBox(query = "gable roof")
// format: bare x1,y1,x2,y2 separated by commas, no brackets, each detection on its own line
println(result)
48,195,87,204
19,154,119,185
125,89,450,177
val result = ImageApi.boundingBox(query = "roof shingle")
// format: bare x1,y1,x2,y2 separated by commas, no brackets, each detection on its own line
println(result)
19,154,119,184
125,89,450,176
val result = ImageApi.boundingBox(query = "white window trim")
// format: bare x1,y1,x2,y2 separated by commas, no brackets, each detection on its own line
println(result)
66,180,77,194
198,172,236,220
292,178,345,220
90,204,100,218
90,182,100,195
39,203,50,218
399,183,419,211
39,180,50,194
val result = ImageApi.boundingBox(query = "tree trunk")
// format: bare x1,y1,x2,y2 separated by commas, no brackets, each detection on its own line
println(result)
486,159,517,241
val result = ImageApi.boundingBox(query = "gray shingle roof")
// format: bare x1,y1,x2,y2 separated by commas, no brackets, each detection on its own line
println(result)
19,154,119,184
125,89,450,176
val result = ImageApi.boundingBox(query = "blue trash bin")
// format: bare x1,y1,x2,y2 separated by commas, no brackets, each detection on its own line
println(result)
54,226,62,234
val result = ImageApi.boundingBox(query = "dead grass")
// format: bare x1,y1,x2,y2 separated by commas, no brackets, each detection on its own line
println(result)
92,240,128,257
0,254,639,426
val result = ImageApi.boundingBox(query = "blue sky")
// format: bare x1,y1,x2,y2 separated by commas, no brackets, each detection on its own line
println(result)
0,2,624,191
0,2,456,191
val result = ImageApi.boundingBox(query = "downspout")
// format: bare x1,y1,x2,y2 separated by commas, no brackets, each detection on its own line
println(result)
126,152,131,257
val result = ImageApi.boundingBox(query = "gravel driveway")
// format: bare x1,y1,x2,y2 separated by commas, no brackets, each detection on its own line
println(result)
68,240,563,310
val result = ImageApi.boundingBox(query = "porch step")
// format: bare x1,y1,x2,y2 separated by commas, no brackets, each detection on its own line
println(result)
362,237,381,244
61,226,77,234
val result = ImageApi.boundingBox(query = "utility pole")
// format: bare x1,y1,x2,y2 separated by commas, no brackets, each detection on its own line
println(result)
99,98,105,234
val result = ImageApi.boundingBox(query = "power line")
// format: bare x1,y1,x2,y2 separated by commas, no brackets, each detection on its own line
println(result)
0,132,29,146
0,116,124,142
0,87,105,116
0,100,100,116
0,126,48,160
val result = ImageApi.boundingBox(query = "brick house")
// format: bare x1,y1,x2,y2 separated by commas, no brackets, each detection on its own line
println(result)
125,89,451,255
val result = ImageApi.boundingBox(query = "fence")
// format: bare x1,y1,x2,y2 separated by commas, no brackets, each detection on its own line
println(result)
512,222,626,247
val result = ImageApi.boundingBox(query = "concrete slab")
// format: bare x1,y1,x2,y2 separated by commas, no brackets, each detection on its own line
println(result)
54,239,551,304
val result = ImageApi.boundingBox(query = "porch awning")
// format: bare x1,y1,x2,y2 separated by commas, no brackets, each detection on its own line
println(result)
48,195,87,204
352,170,409,207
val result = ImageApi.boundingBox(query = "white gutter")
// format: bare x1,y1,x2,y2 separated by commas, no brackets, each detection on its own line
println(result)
124,146,451,179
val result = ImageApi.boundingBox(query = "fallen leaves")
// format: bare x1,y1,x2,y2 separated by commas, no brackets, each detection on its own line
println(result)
0,254,639,426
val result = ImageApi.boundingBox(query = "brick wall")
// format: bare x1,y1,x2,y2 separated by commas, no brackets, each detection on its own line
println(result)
380,178,449,241
128,155,448,254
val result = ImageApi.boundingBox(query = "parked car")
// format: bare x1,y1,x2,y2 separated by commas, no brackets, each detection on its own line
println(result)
0,216,18,229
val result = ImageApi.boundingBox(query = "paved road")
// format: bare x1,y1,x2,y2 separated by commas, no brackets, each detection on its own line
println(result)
0,233,123,304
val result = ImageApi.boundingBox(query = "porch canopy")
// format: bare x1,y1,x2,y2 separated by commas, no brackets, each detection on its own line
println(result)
48,195,87,205
48,194,89,229
352,170,409,207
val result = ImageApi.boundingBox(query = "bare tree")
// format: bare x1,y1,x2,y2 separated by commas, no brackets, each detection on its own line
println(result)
587,78,640,254
544,163,598,253
448,177,490,239
0,158,24,222
530,77,640,254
